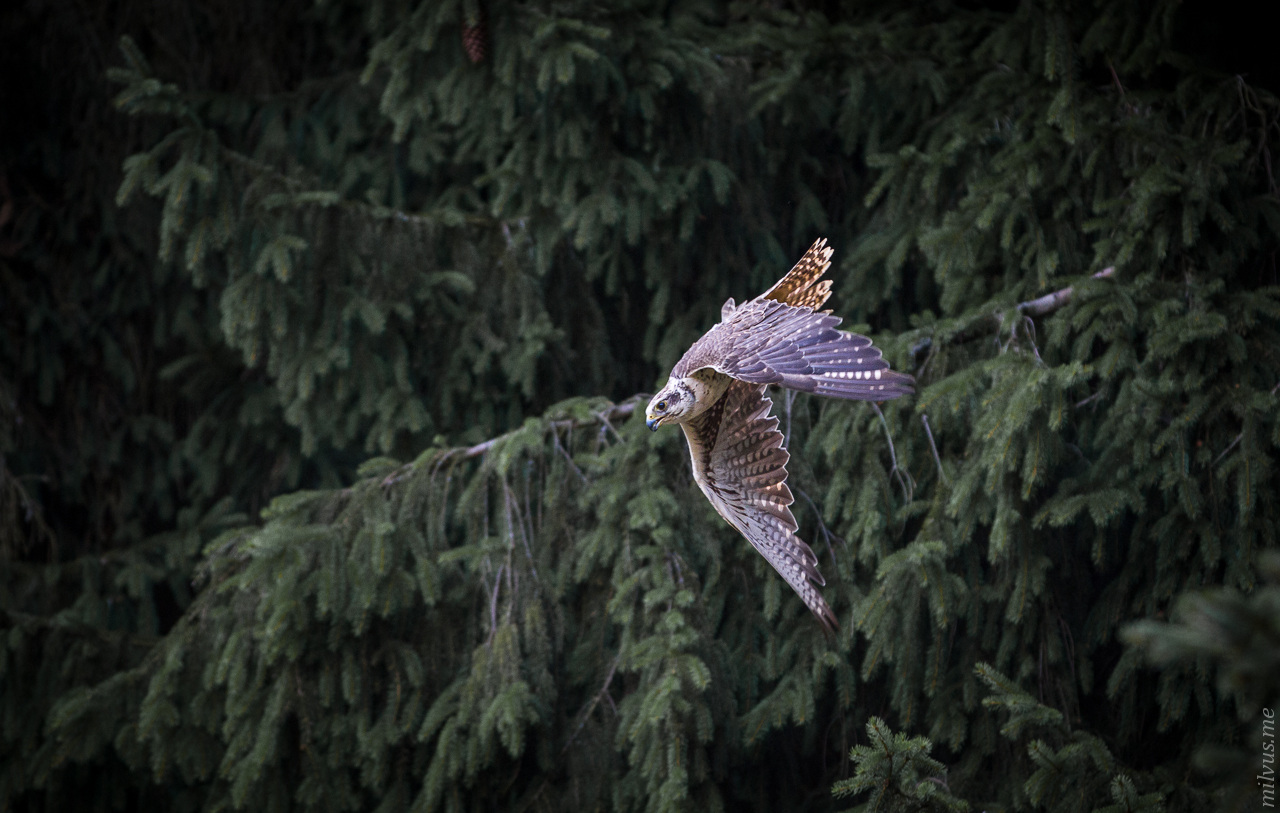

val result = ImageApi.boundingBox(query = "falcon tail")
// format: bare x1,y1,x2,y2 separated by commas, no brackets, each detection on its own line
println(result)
761,238,835,312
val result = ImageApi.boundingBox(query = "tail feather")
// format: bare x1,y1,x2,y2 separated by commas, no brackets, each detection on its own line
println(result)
761,238,835,311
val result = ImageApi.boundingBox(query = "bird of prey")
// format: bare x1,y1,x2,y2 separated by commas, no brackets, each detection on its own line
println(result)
644,238,913,631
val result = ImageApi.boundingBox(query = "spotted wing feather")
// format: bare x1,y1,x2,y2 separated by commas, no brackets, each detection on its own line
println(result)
681,381,837,632
673,299,914,401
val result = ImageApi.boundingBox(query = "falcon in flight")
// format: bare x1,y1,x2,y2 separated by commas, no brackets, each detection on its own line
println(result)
645,239,913,631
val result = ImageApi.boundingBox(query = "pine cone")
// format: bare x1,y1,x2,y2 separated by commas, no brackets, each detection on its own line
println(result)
461,11,487,64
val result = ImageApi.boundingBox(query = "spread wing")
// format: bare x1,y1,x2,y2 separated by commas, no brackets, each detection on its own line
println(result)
671,298,915,401
680,380,837,632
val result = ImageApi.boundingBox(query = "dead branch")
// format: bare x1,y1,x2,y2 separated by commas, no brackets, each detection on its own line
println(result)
933,267,1115,349
1017,267,1114,317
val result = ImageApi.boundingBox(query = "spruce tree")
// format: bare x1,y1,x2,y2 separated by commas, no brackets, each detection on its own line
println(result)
2,1,1278,811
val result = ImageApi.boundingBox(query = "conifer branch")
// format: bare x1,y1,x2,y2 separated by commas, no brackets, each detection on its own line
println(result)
1016,267,1115,317
458,402,638,460
1,609,159,650
219,147,496,228
937,267,1116,348
0,458,55,557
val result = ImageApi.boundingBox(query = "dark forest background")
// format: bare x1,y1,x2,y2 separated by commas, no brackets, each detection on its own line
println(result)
3,1,1279,811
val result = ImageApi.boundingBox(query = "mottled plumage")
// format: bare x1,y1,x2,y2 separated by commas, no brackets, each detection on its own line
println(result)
645,238,913,632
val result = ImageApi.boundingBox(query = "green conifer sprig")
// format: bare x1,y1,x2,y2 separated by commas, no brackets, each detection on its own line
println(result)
831,716,969,812
975,663,1173,812
1122,552,1280,805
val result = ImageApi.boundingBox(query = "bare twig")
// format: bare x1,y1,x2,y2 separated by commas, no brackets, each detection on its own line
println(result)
562,655,621,753
1074,390,1104,409
1107,59,1127,103
871,403,914,503
486,562,504,643
0,456,56,558
551,429,587,484
666,550,685,587
504,479,540,583
793,485,846,572
921,414,949,486
1235,75,1280,197
594,409,626,445
1213,432,1243,466
1013,315,1042,362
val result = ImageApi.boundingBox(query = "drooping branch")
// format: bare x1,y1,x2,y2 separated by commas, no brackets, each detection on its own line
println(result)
376,400,641,488
460,401,639,460
1,609,159,650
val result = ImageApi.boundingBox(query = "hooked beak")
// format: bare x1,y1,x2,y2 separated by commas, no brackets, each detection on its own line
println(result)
646,417,659,431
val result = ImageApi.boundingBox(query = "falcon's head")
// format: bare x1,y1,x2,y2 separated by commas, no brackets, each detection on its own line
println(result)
645,379,695,431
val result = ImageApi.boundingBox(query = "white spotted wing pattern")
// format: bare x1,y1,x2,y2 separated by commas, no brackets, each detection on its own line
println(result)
647,238,913,631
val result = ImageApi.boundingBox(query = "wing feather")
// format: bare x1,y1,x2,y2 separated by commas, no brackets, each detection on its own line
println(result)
671,238,913,400
681,381,838,632
674,300,914,401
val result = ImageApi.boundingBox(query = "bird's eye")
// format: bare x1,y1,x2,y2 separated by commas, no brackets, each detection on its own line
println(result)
656,400,668,412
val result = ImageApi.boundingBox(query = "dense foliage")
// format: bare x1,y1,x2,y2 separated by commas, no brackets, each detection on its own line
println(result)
3,0,1278,810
